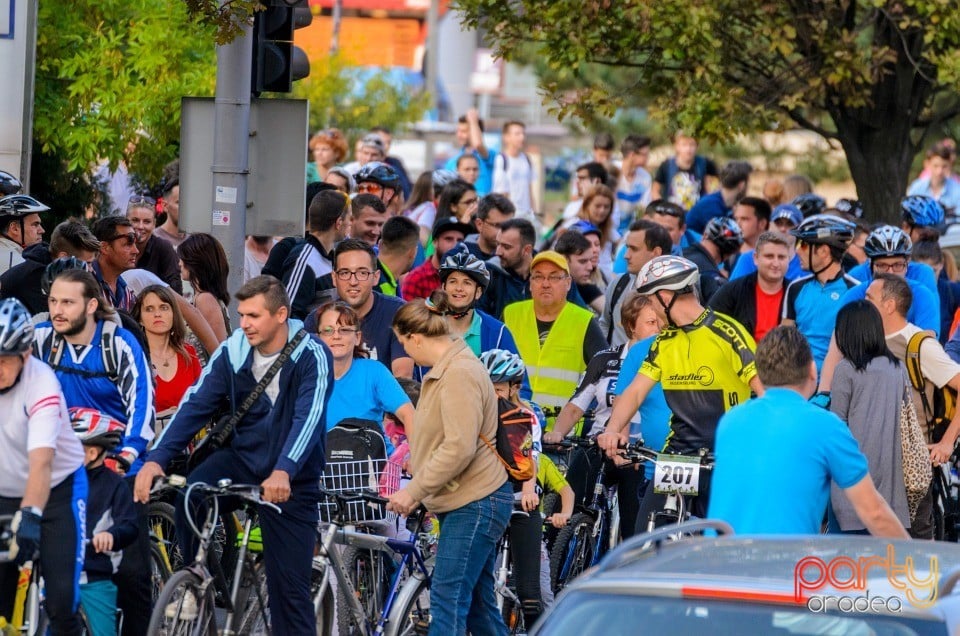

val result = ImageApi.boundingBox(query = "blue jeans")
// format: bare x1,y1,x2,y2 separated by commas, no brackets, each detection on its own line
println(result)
429,481,513,636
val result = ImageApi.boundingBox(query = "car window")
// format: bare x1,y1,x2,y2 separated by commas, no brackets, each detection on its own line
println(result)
537,594,947,636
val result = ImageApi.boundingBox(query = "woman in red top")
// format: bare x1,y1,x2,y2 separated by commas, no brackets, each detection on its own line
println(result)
132,285,202,429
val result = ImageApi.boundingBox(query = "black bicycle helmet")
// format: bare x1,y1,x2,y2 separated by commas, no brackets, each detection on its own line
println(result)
833,198,863,219
355,161,400,190
438,244,491,290
479,349,526,384
864,225,912,259
0,298,34,356
789,214,856,250
42,256,89,296
792,193,827,218
702,216,743,256
0,171,22,196
900,194,945,229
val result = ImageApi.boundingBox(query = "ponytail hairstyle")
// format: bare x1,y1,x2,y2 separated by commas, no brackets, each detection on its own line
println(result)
392,289,453,338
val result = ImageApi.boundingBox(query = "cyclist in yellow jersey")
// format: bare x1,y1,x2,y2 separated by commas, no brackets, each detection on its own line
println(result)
598,255,763,524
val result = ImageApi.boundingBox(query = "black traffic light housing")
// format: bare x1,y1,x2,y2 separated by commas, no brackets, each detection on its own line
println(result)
251,0,312,94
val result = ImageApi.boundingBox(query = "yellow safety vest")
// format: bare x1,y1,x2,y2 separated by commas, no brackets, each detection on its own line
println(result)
504,300,591,423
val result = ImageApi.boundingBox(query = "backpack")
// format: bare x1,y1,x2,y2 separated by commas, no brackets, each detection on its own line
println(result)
324,418,388,491
905,331,956,443
606,274,633,343
480,397,536,483
43,320,122,382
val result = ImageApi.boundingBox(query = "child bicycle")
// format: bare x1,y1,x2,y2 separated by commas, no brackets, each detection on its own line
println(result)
146,476,274,636
313,488,433,636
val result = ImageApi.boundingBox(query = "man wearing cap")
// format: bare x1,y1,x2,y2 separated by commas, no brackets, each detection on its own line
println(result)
503,251,607,428
730,203,805,280
401,217,473,301
343,133,386,174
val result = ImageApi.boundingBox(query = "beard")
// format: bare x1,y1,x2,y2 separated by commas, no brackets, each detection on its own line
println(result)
53,314,88,337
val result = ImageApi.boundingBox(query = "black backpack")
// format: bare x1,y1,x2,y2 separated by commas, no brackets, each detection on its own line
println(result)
322,418,389,522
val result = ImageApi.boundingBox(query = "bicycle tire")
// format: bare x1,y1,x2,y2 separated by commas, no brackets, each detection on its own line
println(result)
311,560,335,636
146,569,216,636
931,466,960,542
148,501,183,574
549,512,596,593
236,560,271,635
337,546,391,635
384,574,430,636
149,541,172,604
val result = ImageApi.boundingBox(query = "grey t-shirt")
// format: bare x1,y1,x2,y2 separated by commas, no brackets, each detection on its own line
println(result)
829,356,910,531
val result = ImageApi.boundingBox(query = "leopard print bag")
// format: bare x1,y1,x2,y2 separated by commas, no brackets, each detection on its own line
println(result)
900,381,932,520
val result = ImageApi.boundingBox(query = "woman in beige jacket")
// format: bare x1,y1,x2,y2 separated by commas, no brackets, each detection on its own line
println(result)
387,290,513,636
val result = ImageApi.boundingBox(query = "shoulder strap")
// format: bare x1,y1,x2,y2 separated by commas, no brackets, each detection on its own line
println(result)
607,274,632,342
905,330,936,420
100,321,119,382
218,329,308,440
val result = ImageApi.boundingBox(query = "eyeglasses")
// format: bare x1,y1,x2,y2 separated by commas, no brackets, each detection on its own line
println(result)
108,232,137,245
648,202,684,218
530,273,569,284
318,326,358,337
482,219,503,229
356,182,384,195
335,269,374,281
873,260,908,274
459,197,479,207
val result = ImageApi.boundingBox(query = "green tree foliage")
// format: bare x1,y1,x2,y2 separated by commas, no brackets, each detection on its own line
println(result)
291,54,431,139
455,0,960,222
32,0,217,198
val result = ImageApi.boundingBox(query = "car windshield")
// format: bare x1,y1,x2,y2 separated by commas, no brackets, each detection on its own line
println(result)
538,594,947,636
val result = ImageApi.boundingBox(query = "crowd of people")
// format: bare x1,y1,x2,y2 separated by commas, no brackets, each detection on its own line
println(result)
0,121,959,635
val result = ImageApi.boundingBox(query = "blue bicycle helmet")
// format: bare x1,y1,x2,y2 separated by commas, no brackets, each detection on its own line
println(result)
355,161,400,190
42,256,89,296
864,225,912,259
900,194,945,229
480,349,526,384
792,193,827,218
789,214,855,250
0,298,34,356
439,243,491,290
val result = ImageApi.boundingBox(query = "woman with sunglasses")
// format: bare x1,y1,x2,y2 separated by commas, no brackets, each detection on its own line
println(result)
177,233,231,346
315,301,415,437
126,196,182,293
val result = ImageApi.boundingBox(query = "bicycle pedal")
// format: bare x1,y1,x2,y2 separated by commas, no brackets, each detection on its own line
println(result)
412,611,430,636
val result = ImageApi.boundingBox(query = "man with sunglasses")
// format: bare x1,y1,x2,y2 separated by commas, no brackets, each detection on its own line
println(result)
91,216,139,312
355,161,402,214
644,199,701,256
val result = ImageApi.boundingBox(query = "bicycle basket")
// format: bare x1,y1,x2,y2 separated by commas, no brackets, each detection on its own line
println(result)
319,458,389,523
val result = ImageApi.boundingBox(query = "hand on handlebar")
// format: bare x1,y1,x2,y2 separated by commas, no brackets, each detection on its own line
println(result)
596,429,628,457
547,512,570,528
261,470,291,504
133,461,166,503
386,488,420,516
542,431,565,445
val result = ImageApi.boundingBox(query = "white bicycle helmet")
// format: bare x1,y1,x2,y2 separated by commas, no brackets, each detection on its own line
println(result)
635,255,700,296
0,298,34,356
480,349,526,384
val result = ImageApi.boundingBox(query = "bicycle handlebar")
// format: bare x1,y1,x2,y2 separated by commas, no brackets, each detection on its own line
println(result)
152,475,282,513
621,443,715,468
542,436,597,451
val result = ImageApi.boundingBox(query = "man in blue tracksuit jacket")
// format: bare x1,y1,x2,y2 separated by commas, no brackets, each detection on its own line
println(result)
136,276,333,635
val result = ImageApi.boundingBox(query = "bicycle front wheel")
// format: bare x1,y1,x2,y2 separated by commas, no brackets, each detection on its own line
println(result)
148,501,183,574
385,573,430,636
146,570,216,636
312,559,335,636
337,546,391,635
236,561,271,635
549,513,596,593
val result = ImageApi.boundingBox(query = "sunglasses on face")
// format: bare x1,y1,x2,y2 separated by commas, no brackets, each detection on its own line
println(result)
108,232,137,246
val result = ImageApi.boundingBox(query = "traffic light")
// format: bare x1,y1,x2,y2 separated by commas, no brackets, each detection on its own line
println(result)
251,0,312,94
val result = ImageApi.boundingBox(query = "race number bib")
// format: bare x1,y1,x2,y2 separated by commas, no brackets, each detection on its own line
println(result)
654,455,701,496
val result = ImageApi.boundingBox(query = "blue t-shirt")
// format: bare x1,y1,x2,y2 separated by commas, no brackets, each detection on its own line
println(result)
326,358,410,456
846,261,937,295
730,249,804,281
445,149,497,196
708,388,869,534
841,278,940,338
907,176,960,215
783,271,860,372
684,190,730,235
613,336,672,480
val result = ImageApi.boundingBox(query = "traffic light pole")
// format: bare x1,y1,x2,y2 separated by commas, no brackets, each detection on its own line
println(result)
211,19,253,314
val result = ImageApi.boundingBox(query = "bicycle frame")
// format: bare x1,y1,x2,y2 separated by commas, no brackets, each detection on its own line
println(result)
314,518,432,635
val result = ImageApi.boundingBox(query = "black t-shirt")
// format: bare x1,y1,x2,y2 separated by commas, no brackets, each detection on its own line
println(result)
577,283,604,305
535,316,607,364
653,156,719,209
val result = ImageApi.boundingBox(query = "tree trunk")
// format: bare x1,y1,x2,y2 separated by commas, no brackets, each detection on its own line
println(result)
833,118,915,226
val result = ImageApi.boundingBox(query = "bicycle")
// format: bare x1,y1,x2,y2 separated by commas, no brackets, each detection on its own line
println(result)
0,515,94,635
622,443,715,533
494,507,533,635
547,437,620,595
312,489,433,636
932,452,960,542
146,477,274,635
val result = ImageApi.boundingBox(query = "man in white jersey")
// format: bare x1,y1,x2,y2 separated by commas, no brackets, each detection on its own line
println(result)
0,298,88,634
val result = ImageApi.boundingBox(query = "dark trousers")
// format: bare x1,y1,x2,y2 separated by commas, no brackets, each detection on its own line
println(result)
0,469,87,636
508,509,542,622
115,476,150,636
909,481,935,540
565,446,644,539
177,449,319,635
634,470,713,534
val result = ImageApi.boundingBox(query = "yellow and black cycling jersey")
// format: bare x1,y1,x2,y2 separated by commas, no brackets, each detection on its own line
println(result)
640,308,757,454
